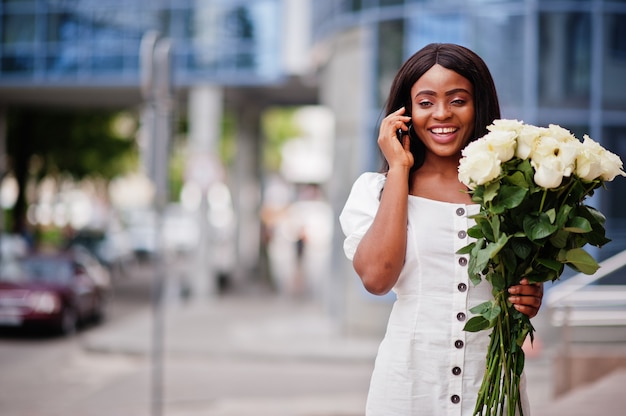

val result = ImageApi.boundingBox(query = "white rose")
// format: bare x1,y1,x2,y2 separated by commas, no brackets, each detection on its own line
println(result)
576,135,626,181
601,150,626,181
459,139,501,189
575,135,605,181
547,124,577,143
482,129,517,162
532,159,566,189
516,124,544,159
488,119,524,134
530,135,579,188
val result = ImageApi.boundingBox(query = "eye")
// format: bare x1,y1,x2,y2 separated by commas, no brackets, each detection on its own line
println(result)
451,99,466,106
418,100,433,108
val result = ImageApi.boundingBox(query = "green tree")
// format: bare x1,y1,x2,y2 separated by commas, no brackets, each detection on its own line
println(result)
6,107,138,235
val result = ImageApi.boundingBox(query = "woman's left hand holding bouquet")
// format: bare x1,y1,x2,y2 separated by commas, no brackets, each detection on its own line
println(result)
508,279,543,319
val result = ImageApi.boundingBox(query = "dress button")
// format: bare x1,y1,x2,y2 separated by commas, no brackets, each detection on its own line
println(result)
458,283,467,292
456,207,465,216
452,367,462,376
458,257,468,266
458,230,467,239
457,312,466,321
454,340,464,349
451,394,461,404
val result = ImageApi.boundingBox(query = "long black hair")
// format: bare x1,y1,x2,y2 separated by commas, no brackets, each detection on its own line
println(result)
382,43,501,173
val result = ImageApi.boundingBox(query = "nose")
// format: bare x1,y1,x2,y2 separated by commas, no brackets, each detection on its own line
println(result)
433,102,452,120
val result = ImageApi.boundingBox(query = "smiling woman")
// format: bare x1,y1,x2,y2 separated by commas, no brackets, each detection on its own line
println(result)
339,43,543,416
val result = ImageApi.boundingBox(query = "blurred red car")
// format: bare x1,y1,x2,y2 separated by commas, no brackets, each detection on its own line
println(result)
0,252,109,335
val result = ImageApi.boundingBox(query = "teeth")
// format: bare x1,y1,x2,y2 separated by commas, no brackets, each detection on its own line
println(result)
431,127,457,134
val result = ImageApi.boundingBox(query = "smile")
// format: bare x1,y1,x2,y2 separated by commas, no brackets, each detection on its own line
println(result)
430,127,458,134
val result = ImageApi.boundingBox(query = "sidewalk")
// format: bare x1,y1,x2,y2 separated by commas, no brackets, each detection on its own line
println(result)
82,292,626,416
84,294,381,362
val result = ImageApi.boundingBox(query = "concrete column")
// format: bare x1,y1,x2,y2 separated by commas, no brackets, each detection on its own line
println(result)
322,27,393,336
187,85,224,299
232,104,263,287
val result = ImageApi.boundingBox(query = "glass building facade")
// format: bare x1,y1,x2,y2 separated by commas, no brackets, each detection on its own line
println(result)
313,0,626,258
0,0,283,87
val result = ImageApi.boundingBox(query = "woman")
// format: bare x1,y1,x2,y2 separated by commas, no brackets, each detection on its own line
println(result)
339,43,543,415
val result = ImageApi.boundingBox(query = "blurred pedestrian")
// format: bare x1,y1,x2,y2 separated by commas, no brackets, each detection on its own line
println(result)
339,43,543,415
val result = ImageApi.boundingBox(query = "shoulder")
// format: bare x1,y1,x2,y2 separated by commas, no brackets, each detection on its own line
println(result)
349,172,386,198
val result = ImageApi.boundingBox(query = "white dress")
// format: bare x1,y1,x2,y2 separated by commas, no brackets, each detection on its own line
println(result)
339,172,529,416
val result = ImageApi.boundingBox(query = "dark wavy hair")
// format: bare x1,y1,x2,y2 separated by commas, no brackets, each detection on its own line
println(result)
382,43,501,173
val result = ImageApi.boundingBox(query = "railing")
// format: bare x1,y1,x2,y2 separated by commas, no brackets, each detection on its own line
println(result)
546,249,626,341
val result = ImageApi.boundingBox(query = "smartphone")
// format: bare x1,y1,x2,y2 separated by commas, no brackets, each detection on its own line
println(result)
396,121,412,142
396,121,426,171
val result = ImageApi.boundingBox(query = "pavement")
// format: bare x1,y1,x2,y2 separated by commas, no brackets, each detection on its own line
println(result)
81,288,626,416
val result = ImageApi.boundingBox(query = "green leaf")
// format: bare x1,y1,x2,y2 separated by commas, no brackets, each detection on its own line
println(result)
483,302,502,324
505,171,528,189
468,239,486,277
463,316,491,332
577,206,611,247
536,258,563,272
524,213,558,241
556,205,573,228
515,325,530,348
584,205,607,226
469,301,492,314
549,230,569,249
467,226,483,239
564,217,592,233
483,181,500,204
497,185,528,209
456,242,474,255
491,215,501,240
479,219,494,242
511,238,533,259
469,273,483,287
546,208,556,224
565,248,600,275
487,271,506,292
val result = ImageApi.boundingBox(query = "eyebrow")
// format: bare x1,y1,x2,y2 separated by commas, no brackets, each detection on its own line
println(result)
414,88,473,98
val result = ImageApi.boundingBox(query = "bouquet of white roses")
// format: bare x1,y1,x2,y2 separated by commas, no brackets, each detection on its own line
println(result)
457,119,625,416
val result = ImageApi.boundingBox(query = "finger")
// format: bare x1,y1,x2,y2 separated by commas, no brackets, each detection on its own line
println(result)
508,295,542,309
512,303,539,318
508,281,543,296
400,134,411,152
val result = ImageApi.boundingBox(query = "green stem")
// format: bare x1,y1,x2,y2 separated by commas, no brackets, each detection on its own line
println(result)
538,188,548,212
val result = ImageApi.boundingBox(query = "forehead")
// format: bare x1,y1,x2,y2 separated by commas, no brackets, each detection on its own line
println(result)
411,64,473,95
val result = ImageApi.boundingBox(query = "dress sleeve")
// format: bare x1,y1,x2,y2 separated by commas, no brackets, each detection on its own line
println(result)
339,172,386,261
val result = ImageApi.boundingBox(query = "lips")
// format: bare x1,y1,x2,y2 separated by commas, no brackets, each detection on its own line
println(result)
427,126,461,145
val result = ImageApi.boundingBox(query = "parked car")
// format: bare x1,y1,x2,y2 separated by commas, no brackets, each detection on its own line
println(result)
66,227,135,278
0,252,109,335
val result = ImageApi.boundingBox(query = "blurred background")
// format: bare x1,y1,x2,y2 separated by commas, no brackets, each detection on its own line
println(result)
0,1,625,415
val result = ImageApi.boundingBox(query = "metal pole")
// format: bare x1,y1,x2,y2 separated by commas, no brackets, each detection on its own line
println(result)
150,37,173,416
140,31,173,416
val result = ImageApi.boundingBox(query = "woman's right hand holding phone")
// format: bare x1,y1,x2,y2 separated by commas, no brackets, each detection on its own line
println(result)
378,107,413,172
353,108,414,295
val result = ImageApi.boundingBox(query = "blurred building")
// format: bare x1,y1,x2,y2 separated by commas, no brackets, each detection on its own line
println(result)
309,0,626,334
0,0,318,292
1,0,625,334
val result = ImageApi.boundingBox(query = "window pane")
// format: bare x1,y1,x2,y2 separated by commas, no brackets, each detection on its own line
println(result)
539,12,591,108
471,13,525,116
376,19,404,108
2,12,35,45
603,13,626,110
